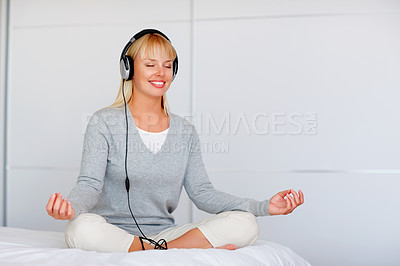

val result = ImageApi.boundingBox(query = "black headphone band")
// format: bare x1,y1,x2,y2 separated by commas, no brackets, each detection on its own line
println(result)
119,29,171,61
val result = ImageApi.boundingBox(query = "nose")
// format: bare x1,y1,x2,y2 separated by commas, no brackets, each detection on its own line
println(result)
156,64,165,77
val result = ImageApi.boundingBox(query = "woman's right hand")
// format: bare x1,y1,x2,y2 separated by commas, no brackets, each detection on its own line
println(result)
46,193,75,220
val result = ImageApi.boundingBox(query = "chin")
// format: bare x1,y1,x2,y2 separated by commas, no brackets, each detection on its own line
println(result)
149,91,167,98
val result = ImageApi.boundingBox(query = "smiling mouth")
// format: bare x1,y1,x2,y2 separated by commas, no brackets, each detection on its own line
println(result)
149,81,166,88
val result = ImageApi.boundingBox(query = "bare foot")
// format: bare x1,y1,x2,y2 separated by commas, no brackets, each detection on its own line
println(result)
216,244,237,250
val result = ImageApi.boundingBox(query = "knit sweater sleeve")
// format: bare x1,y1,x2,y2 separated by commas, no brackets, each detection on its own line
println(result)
67,113,110,218
183,127,270,216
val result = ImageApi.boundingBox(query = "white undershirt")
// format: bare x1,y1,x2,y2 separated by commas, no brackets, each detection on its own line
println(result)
136,127,169,154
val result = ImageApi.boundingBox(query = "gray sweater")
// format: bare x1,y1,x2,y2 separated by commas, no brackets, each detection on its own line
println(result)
68,107,270,236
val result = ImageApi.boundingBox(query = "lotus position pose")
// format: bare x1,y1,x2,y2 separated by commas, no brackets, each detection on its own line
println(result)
46,29,304,252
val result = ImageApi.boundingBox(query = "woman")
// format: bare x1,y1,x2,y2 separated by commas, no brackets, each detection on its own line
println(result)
46,29,304,252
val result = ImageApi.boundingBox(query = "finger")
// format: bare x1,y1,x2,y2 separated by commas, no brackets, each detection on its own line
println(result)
53,193,63,219
67,202,74,219
285,196,292,214
46,193,56,214
290,189,301,205
59,199,68,218
287,194,297,213
299,190,305,204
277,189,291,198
67,202,76,219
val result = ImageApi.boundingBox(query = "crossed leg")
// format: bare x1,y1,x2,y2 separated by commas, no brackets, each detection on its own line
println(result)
66,211,259,253
129,228,237,252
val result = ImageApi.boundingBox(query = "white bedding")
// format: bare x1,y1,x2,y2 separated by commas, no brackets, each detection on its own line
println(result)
0,227,311,265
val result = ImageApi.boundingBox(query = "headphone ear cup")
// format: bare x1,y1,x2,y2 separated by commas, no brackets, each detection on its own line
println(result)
126,56,134,80
172,57,178,80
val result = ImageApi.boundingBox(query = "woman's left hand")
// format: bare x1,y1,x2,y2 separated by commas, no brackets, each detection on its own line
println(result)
268,189,304,215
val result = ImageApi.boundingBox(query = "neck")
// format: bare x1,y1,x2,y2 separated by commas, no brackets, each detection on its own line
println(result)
129,94,166,118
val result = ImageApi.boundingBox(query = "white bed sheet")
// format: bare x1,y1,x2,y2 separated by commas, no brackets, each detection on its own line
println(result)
0,227,311,266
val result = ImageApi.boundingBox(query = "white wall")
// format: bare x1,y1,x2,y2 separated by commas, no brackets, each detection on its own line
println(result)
2,1,400,265
0,0,9,227
190,2,400,265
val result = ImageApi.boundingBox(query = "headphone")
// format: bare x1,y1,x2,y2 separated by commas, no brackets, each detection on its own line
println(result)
119,29,178,81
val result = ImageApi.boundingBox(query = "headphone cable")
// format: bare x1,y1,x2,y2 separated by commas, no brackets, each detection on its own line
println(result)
122,80,168,250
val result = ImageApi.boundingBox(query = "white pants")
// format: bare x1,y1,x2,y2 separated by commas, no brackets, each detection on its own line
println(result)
65,211,260,253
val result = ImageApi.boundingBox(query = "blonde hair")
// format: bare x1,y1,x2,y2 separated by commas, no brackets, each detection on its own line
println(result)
110,33,177,115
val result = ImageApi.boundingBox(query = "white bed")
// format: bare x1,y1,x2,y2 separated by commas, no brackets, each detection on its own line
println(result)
0,227,311,265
